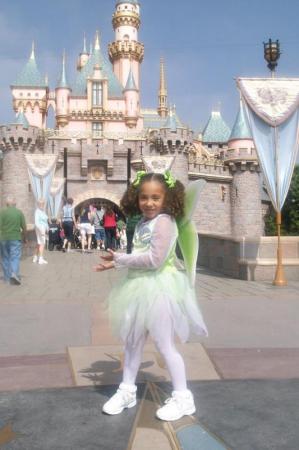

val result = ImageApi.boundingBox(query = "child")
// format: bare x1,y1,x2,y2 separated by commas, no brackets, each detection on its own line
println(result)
94,171,208,421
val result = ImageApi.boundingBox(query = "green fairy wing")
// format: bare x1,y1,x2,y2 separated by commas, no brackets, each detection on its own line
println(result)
177,179,206,287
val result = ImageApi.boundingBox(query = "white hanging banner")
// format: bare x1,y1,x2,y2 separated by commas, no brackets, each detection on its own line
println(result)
25,154,58,204
237,78,299,126
237,78,299,211
142,156,175,174
48,177,65,219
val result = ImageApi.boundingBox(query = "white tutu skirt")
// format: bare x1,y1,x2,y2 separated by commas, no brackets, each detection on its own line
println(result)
107,267,208,346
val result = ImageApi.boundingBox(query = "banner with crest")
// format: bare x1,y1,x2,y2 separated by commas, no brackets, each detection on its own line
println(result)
237,78,299,211
25,154,58,204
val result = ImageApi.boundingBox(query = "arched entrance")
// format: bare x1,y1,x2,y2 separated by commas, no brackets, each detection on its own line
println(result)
74,197,125,221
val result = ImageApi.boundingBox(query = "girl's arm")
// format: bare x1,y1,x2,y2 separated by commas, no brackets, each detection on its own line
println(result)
113,215,177,270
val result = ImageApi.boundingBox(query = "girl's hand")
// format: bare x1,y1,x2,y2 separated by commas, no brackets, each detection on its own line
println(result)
101,249,115,262
93,261,115,272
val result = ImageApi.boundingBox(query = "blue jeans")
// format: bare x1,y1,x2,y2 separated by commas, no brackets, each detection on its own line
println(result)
0,240,22,281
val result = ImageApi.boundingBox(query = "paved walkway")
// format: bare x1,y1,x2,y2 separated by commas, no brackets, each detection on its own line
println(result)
0,249,299,449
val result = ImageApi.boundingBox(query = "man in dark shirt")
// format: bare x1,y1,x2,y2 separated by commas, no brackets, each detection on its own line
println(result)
0,197,27,285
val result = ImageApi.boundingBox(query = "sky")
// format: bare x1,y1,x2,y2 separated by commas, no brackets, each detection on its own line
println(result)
1,0,299,132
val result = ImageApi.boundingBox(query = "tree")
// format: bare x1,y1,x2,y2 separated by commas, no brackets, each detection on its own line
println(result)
282,165,299,235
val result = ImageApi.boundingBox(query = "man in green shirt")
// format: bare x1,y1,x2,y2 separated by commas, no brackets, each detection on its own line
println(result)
0,197,27,285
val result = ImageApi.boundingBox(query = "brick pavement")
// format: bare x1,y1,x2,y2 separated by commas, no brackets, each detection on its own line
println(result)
0,249,299,449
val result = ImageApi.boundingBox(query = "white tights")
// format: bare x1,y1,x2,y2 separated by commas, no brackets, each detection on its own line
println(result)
122,315,187,391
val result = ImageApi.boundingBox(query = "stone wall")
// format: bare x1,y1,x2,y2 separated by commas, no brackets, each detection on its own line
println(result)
198,233,299,281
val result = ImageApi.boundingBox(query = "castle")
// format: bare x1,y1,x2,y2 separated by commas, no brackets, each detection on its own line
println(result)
3,0,290,281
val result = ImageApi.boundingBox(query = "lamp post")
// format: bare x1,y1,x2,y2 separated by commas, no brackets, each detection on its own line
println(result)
263,39,286,286
127,148,131,188
263,39,281,74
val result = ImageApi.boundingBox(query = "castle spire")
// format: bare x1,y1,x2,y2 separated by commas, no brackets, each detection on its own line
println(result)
13,42,46,87
94,31,100,51
57,51,69,88
83,33,87,54
229,97,252,141
30,41,35,60
124,62,138,91
158,57,168,118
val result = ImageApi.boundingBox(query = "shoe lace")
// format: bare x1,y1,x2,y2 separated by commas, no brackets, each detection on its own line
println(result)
164,396,177,405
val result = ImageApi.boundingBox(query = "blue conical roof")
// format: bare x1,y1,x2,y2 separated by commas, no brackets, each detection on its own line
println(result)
164,110,178,132
13,44,47,88
14,111,30,129
229,101,252,141
72,34,123,98
116,0,139,5
202,111,231,144
124,67,138,91
57,53,70,89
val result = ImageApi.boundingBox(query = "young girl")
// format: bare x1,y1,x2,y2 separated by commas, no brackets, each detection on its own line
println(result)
94,171,208,421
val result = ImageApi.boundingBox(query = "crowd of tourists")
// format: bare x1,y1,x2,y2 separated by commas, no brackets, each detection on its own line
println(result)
0,195,140,283
48,198,127,253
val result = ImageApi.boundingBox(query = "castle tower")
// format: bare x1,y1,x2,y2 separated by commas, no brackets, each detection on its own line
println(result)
108,0,144,91
123,64,139,128
55,52,71,128
77,35,90,71
0,120,44,220
225,100,263,237
157,57,168,118
11,42,49,129
158,106,191,185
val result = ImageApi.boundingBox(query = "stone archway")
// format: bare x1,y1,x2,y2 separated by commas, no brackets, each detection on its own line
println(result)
72,189,121,209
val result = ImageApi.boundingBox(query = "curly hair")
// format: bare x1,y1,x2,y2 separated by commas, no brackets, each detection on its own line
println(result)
120,173,185,219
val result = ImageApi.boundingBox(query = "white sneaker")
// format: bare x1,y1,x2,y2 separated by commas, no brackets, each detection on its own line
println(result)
156,390,196,421
102,383,137,415
33,255,38,263
38,257,48,265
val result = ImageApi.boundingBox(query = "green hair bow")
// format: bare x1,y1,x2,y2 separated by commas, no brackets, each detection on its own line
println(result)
164,170,176,188
132,171,147,187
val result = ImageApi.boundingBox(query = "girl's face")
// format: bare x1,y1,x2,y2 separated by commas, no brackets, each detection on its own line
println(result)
138,180,166,220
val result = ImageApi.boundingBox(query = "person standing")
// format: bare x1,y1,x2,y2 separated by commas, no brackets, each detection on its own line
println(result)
78,205,92,252
61,198,76,252
91,205,105,250
125,214,141,254
33,199,49,265
0,197,27,285
103,204,117,251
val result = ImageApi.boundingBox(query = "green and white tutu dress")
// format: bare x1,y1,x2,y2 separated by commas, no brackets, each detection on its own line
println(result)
109,212,208,346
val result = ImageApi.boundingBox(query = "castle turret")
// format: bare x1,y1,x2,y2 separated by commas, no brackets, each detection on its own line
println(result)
0,122,44,220
123,64,139,128
108,0,144,90
157,57,168,118
77,35,90,71
11,42,48,129
225,100,263,237
14,110,30,129
202,110,231,153
55,52,71,128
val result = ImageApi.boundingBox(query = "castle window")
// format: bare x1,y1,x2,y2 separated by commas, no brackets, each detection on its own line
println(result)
92,122,103,136
92,82,103,106
27,93,31,97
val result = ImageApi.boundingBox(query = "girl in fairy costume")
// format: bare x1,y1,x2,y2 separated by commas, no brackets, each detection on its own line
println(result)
94,170,208,421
